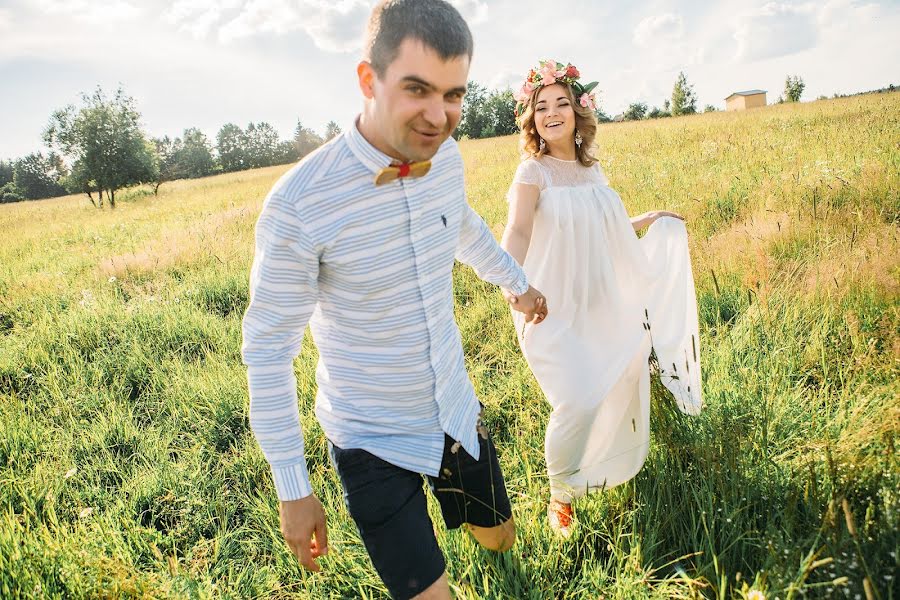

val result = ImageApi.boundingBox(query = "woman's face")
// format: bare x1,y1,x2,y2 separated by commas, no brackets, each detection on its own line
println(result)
533,83,576,146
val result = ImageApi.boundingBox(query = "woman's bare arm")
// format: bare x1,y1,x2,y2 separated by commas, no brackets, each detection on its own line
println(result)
501,183,540,266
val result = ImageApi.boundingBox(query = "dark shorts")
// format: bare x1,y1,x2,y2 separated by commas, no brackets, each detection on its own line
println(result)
328,427,512,600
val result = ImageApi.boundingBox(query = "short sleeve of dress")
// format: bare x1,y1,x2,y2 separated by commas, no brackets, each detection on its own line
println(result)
512,159,545,188
507,159,544,202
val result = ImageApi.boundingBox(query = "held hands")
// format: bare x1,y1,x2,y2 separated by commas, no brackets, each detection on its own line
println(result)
504,285,548,324
280,494,328,571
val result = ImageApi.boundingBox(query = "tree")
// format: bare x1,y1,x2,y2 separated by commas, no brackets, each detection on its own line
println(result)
152,135,181,193
324,121,342,141
623,102,648,121
484,88,518,137
0,183,24,204
44,86,158,207
0,160,13,188
647,106,671,119
594,107,612,123
245,122,282,168
704,104,718,113
784,75,805,102
456,81,490,139
273,140,296,165
671,72,697,116
217,123,246,173
293,120,323,160
175,128,215,177
1,159,23,203
12,152,67,200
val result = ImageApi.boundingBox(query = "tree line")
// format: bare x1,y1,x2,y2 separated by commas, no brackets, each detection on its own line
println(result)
0,87,341,206
5,73,859,206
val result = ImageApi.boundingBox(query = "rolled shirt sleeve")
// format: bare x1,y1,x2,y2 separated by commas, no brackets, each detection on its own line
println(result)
455,203,529,296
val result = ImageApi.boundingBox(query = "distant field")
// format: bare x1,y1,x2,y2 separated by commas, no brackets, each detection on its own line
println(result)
1,93,897,599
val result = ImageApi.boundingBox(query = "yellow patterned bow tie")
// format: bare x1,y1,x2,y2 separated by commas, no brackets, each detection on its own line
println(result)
374,160,432,185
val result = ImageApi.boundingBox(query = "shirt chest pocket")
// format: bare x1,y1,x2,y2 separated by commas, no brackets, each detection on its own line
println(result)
415,189,463,258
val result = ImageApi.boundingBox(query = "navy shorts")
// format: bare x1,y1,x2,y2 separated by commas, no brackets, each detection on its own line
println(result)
328,428,512,600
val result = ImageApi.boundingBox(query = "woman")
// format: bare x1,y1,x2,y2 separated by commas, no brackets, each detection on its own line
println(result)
501,60,703,537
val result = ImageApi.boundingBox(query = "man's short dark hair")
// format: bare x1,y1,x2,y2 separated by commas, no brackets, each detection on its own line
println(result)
365,0,474,76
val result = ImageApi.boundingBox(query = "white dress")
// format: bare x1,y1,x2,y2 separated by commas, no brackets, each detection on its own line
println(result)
509,155,702,503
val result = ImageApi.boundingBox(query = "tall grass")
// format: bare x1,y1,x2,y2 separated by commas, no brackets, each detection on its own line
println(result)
1,93,897,599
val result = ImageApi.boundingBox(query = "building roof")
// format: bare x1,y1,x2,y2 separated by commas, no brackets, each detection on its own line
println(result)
725,89,767,99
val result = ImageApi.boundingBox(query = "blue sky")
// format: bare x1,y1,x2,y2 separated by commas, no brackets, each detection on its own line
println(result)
1,0,898,160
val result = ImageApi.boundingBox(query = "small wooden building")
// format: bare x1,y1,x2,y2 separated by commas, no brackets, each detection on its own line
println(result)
725,90,767,111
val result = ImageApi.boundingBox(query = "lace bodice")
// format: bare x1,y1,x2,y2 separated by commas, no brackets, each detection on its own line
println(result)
510,155,609,191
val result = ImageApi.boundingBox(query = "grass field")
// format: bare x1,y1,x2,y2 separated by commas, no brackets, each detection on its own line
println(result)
1,92,897,599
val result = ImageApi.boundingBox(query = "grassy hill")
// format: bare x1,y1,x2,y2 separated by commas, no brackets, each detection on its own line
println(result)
1,93,897,599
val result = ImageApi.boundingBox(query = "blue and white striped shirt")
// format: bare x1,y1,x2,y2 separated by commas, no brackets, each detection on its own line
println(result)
241,120,529,501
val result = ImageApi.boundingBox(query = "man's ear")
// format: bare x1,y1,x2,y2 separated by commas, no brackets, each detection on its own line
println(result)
357,61,376,99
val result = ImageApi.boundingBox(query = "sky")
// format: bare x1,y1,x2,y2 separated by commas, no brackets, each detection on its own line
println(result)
1,0,898,160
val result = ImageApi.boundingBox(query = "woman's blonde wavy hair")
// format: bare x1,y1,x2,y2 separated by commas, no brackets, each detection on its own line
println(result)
517,83,599,167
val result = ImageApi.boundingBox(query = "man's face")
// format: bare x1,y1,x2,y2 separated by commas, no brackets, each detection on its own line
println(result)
360,38,469,162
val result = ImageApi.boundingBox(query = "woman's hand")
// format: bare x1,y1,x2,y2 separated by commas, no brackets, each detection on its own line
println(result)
631,210,685,231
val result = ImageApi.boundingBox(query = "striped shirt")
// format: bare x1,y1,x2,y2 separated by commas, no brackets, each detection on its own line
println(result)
241,120,529,501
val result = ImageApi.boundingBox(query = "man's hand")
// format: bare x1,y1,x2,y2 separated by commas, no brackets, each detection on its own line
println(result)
280,494,328,571
504,285,548,324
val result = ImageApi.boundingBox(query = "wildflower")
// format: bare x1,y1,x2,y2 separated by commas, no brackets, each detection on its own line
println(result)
747,591,765,600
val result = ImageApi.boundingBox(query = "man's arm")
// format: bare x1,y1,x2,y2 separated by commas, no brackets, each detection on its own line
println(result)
242,192,327,570
455,203,547,323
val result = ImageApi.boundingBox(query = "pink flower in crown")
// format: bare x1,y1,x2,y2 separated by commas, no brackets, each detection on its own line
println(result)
579,93,596,110
515,80,536,103
538,60,564,86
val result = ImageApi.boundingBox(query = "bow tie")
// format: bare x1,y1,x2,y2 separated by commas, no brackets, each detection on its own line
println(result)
374,160,432,185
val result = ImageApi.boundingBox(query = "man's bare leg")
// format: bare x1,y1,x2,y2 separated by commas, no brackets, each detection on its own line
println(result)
413,572,451,600
466,517,516,552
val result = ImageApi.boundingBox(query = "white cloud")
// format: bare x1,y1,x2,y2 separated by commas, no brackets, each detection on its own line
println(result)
33,0,141,24
217,0,302,42
633,13,684,48
165,0,241,39
171,0,369,51
733,2,818,62
449,0,489,25
299,0,371,52
488,69,521,91
166,0,485,51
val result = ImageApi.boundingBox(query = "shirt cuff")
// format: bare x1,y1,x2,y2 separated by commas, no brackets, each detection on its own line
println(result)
507,269,529,296
270,462,314,501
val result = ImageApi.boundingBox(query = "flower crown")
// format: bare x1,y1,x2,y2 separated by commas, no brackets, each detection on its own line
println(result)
514,59,599,117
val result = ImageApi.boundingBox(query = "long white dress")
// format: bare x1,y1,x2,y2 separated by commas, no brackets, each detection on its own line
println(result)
509,155,702,503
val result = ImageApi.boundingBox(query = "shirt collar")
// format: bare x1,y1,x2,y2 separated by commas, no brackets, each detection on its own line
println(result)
345,116,398,175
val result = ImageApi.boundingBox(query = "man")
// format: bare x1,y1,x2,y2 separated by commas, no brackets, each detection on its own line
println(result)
241,1,547,598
